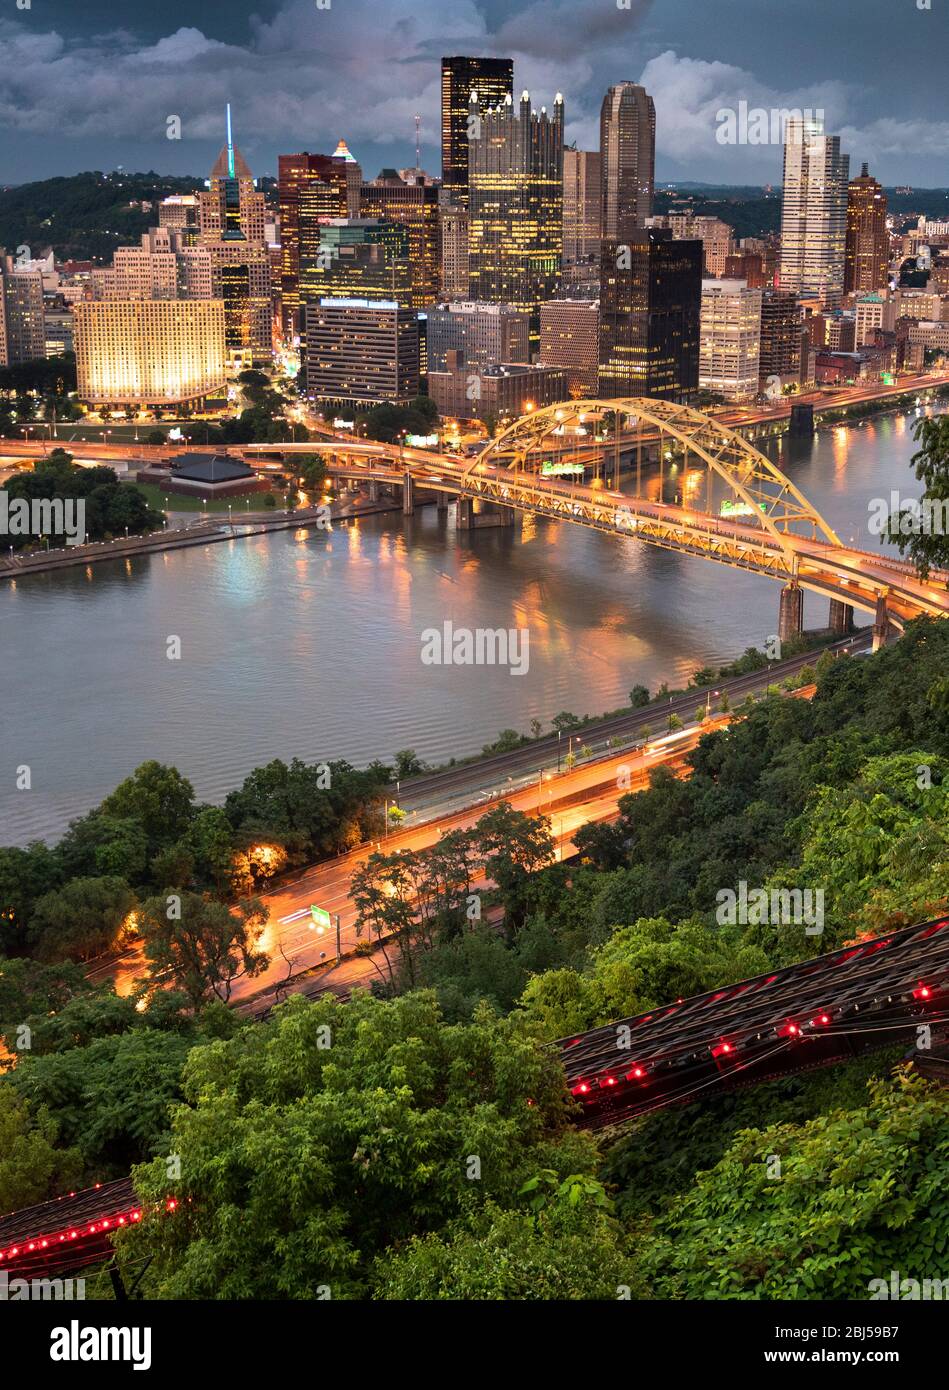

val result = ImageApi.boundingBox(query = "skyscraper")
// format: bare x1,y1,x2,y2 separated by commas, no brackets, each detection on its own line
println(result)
778,119,849,306
468,91,565,329
845,163,889,294
440,204,470,299
278,151,352,334
600,83,656,241
0,253,45,365
360,174,441,308
599,229,701,401
441,56,514,206
699,279,762,401
563,150,602,266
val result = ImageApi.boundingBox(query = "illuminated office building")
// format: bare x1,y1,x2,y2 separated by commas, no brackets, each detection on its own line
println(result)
845,163,888,294
600,83,655,240
468,91,565,328
427,301,530,373
699,279,762,401
778,118,849,305
563,150,602,267
440,204,470,298
0,254,46,364
441,56,515,206
539,298,600,396
278,150,354,332
74,299,226,406
599,228,701,400
303,298,419,405
299,219,412,308
360,175,441,308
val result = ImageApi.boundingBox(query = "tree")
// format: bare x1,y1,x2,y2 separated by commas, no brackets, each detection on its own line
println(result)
473,803,555,936
668,713,683,732
641,1071,949,1300
393,748,426,780
628,685,650,708
0,1087,83,1212
138,890,269,1006
529,718,543,738
114,991,593,1299
28,876,137,962
295,453,327,496
885,414,949,577
551,711,581,733
100,761,195,856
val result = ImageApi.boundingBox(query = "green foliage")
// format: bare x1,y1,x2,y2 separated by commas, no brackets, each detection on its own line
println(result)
886,415,949,577
640,1072,949,1299
137,891,269,1008
0,1086,84,1211
1,450,162,550
116,991,593,1298
28,875,136,962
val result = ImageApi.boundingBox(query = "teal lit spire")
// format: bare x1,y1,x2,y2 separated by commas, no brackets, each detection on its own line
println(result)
226,103,235,179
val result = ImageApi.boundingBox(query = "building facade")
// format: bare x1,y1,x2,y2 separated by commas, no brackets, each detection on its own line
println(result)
0,255,46,365
563,150,602,267
699,279,762,401
600,83,656,241
759,289,804,389
778,119,849,305
845,164,888,294
360,176,441,308
599,229,701,401
440,204,470,299
538,298,600,396
303,299,420,405
428,354,567,422
427,301,530,373
468,91,564,325
74,299,226,406
441,56,515,206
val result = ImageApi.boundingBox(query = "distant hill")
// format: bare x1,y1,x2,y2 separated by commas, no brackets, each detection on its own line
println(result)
655,185,949,240
0,171,202,263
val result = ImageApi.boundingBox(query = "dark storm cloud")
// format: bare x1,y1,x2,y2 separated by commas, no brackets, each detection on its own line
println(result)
0,0,946,183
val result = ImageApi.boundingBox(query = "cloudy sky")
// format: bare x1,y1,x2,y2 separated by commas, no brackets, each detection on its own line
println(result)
1,0,947,186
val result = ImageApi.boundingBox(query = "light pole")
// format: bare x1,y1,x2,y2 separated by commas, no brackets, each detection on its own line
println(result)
557,728,562,772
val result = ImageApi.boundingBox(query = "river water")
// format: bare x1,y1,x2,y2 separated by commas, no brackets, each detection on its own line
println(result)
0,405,937,846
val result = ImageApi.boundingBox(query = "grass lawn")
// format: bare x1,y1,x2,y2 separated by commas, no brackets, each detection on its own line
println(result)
130,482,278,515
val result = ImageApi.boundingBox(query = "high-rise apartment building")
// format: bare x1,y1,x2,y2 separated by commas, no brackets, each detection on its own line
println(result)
74,300,226,406
699,279,762,401
468,91,564,327
360,175,441,308
0,253,46,364
845,163,889,294
441,56,515,206
158,195,202,244
600,83,656,241
563,150,602,266
599,229,701,400
440,205,470,299
303,299,419,405
427,302,530,373
538,298,600,396
778,119,849,305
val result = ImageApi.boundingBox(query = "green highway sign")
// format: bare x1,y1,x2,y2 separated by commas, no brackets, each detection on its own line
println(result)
309,904,332,930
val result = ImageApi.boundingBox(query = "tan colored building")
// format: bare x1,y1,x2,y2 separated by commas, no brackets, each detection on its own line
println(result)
699,279,762,400
539,298,600,396
440,205,469,299
429,353,567,422
74,299,226,406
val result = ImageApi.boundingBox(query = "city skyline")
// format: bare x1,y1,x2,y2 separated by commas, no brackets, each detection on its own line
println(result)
1,0,948,186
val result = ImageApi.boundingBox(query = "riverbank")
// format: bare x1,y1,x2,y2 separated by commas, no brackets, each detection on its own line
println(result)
0,494,402,581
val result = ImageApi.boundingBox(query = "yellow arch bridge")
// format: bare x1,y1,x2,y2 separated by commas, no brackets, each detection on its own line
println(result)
240,397,949,647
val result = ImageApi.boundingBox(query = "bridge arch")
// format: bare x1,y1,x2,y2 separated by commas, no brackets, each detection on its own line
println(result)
463,398,841,566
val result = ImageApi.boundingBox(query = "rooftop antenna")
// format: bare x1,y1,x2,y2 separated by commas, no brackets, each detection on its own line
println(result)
415,113,421,170
226,103,236,178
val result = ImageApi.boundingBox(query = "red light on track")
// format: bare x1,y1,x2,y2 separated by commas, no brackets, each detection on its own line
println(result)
810,1013,831,1026
603,1076,617,1087
711,1041,733,1058
913,985,932,1000
777,1022,800,1038
628,1066,645,1080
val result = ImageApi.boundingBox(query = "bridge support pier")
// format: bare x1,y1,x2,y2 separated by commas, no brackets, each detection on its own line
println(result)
872,592,893,651
456,497,515,529
778,582,804,643
368,478,379,502
828,598,855,635
402,471,415,515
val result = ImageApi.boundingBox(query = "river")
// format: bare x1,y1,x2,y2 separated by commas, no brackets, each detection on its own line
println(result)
0,404,937,845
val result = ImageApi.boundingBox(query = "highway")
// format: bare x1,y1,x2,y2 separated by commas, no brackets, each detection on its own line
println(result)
89,724,714,1007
